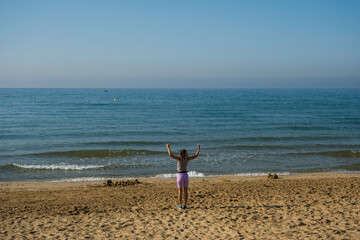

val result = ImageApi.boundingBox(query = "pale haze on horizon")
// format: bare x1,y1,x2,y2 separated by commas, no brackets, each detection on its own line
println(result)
0,0,359,88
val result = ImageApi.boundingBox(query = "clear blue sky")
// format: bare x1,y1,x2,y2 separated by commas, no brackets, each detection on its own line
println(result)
0,0,359,88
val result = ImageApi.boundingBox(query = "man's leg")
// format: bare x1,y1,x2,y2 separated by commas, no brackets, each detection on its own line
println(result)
178,187,183,206
184,187,188,207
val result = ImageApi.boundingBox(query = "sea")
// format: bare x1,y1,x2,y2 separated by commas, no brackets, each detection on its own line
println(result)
0,88,359,182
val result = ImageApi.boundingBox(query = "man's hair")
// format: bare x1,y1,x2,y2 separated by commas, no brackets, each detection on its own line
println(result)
179,149,188,158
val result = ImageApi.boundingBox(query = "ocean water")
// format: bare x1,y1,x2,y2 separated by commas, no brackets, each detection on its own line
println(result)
0,88,359,182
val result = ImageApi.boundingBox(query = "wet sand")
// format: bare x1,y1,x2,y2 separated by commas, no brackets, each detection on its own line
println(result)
1,173,359,239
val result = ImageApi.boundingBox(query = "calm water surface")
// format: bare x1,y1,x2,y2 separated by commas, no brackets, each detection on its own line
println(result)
0,88,359,181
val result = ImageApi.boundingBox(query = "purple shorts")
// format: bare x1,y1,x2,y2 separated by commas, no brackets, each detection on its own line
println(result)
177,172,189,188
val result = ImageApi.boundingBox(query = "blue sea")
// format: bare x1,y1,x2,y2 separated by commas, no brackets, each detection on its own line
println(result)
0,88,359,182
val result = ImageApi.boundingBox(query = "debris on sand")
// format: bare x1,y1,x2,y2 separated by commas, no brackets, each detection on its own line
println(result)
266,173,279,179
103,179,140,187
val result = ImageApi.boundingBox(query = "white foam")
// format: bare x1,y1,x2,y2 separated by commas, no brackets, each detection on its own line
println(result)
235,172,291,177
50,177,132,182
154,171,205,178
14,164,106,170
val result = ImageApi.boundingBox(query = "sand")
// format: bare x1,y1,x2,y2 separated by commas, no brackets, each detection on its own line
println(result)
1,173,359,239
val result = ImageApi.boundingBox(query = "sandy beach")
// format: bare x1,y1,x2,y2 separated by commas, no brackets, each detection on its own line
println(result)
1,173,359,239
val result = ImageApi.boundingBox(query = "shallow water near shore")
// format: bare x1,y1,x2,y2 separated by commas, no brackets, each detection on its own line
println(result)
0,88,359,181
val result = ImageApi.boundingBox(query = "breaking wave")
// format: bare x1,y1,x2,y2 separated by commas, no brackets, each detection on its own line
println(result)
229,144,360,150
154,171,206,178
0,163,150,171
31,149,163,158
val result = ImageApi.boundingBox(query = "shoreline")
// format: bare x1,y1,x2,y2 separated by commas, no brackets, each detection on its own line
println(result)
0,172,359,188
1,173,360,239
0,170,359,184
